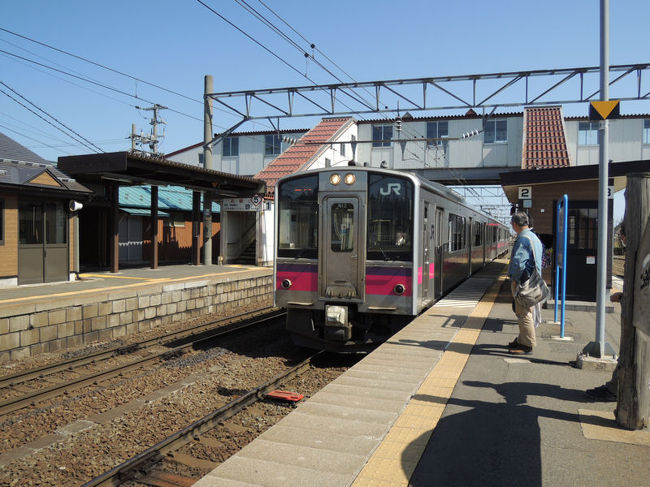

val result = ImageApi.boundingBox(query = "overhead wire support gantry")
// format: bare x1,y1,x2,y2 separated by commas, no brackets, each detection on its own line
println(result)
205,63,650,121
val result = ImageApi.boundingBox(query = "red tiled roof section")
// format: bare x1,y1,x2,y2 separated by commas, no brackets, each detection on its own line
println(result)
522,106,571,169
255,117,353,197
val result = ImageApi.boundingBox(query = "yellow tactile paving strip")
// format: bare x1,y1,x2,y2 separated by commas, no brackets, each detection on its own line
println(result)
352,275,507,487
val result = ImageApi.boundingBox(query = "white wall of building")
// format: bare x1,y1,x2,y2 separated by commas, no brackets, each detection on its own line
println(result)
259,204,274,267
305,123,358,170
355,117,524,170
168,131,307,176
565,118,650,166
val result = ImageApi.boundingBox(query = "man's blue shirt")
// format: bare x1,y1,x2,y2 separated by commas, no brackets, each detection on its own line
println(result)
508,228,543,283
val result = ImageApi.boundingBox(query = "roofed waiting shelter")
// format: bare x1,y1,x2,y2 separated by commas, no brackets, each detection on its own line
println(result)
57,151,265,273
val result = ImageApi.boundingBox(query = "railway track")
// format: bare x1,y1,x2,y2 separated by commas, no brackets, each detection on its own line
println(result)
82,352,321,487
0,308,285,417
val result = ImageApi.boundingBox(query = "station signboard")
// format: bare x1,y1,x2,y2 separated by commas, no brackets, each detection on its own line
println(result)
222,194,264,212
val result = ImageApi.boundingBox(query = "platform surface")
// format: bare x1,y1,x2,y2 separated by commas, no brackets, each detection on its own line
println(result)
0,264,268,312
194,260,650,487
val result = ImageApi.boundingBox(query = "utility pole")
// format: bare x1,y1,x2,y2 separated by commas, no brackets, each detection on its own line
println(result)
203,75,214,265
585,0,615,358
130,104,167,156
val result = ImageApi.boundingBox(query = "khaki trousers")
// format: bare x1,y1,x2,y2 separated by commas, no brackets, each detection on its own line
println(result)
511,280,536,348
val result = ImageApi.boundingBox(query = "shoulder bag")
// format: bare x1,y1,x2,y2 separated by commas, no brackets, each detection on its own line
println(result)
514,235,551,307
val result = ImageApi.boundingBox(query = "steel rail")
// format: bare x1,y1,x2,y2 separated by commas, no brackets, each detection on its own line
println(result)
81,351,321,487
0,310,286,416
0,307,279,390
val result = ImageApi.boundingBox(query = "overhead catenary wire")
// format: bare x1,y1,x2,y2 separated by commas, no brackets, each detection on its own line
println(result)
0,81,103,153
0,122,73,155
0,33,269,132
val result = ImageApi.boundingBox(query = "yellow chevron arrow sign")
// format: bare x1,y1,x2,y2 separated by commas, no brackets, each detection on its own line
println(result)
589,100,620,120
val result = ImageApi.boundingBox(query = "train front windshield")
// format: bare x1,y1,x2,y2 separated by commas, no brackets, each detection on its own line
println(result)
277,175,319,259
367,174,413,261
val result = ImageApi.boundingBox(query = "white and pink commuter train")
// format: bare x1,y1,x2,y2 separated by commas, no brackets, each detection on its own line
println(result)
275,165,509,352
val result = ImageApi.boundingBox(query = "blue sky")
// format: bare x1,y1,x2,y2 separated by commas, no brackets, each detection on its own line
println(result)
1,0,649,220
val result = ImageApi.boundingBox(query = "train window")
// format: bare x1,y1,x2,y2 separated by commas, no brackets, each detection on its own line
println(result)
448,214,466,252
277,175,319,258
367,174,413,261
474,223,482,246
331,203,354,252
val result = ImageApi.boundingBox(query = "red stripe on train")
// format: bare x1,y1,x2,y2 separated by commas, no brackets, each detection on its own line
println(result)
366,275,412,296
276,271,318,292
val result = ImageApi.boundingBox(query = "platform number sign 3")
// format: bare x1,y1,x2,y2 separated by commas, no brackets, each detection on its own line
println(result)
518,186,532,200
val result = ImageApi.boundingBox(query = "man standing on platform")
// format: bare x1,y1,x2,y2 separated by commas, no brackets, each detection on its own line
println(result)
508,211,544,354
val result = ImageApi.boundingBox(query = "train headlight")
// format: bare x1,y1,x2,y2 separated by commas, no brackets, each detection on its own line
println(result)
281,279,292,289
394,284,405,295
344,173,356,185
329,173,341,185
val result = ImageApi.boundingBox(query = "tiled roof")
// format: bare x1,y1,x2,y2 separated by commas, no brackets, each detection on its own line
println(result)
0,158,91,194
522,106,571,169
255,117,354,197
0,132,50,164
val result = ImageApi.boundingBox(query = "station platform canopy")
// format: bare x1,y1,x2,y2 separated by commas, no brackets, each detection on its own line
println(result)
57,151,265,273
58,151,265,198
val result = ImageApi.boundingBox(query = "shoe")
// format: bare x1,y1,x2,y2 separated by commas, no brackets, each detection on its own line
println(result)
585,385,617,402
508,339,519,348
508,344,532,354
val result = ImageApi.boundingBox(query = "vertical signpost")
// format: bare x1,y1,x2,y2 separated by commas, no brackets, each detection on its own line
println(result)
554,195,569,338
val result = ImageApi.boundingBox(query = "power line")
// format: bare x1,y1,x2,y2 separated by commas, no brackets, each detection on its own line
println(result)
0,81,102,153
0,122,73,156
0,27,274,128
0,26,201,105
232,0,374,111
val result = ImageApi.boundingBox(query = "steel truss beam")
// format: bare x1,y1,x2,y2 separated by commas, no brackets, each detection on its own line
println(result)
207,63,650,120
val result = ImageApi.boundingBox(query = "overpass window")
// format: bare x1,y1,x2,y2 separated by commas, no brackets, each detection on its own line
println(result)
578,122,599,146
372,125,393,147
222,137,239,157
427,121,449,147
483,120,507,144
644,119,650,144
265,134,282,155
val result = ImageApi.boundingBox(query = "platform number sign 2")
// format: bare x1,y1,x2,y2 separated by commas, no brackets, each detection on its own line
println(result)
518,186,532,200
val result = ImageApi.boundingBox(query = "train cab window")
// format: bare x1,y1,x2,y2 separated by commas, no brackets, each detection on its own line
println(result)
331,203,354,252
448,214,466,252
277,175,319,258
367,174,413,261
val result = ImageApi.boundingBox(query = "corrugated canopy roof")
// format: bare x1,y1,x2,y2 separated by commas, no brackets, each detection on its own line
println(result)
58,151,265,198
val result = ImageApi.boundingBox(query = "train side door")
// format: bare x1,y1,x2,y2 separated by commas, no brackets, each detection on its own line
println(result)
467,217,473,277
434,207,445,298
422,202,434,302
320,196,364,300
